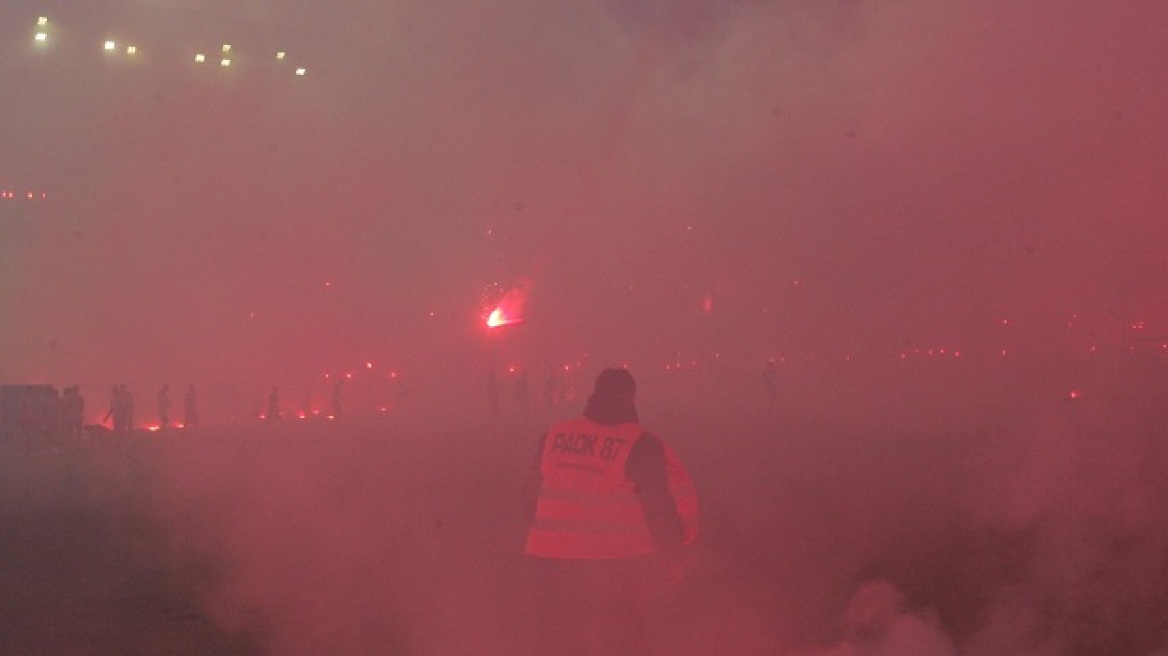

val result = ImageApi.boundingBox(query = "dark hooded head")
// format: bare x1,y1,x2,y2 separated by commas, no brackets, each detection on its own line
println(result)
584,368,638,425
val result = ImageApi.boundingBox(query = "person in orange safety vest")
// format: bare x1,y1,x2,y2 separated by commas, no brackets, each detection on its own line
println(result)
521,367,698,655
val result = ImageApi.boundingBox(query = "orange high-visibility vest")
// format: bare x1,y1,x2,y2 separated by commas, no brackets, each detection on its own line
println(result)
524,418,699,560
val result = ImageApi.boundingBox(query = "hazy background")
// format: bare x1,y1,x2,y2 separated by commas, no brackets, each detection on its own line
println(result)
3,1,1168,654
4,0,1167,391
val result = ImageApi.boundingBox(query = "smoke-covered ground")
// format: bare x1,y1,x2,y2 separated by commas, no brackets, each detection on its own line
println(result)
4,355,1168,655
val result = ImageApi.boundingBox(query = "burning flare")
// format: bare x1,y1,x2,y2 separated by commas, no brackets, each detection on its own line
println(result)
486,281,531,328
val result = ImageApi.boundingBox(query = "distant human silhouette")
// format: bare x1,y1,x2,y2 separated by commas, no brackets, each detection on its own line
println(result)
103,386,120,432
267,386,282,421
543,371,557,410
183,384,198,428
514,371,530,418
761,360,779,401
62,386,85,439
331,378,345,420
157,385,171,430
122,385,135,434
106,384,135,434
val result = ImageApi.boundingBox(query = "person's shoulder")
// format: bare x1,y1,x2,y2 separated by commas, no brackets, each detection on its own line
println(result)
631,430,665,457
636,428,665,444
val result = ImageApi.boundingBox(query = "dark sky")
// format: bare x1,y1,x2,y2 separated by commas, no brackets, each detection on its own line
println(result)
3,0,1168,387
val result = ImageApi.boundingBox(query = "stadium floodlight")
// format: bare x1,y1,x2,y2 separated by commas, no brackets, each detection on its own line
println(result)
126,46,137,55
195,53,206,63
220,58,231,67
295,67,306,76
222,44,231,52
104,40,116,51
276,51,286,59
35,32,48,43
37,17,48,26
